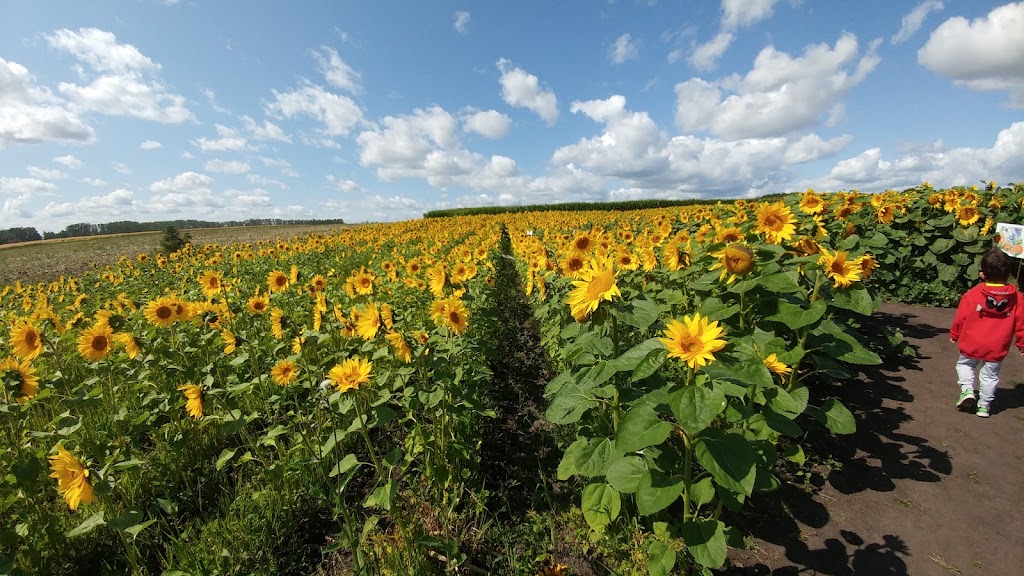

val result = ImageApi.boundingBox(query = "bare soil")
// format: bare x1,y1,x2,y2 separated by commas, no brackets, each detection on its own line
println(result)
727,302,1024,576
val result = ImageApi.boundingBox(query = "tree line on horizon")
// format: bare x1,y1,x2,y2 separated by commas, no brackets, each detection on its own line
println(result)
0,218,347,246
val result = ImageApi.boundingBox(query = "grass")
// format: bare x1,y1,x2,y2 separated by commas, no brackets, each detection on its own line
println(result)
0,224,347,286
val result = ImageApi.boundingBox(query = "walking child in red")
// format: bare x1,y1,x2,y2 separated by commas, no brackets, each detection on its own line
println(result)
950,247,1024,417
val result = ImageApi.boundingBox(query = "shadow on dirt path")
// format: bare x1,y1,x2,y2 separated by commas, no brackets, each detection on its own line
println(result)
726,303,1024,576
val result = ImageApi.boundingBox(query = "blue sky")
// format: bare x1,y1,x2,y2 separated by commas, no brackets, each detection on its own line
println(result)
1,0,1022,232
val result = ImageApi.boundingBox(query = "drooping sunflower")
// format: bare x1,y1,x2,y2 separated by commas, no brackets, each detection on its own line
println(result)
48,444,96,510
856,254,878,279
565,257,620,323
1,356,39,403
356,301,381,340
754,202,797,244
267,269,290,293
178,384,203,419
327,357,373,394
113,333,140,359
10,321,44,361
818,248,863,288
271,359,299,385
143,297,176,327
247,293,270,314
661,242,691,272
762,353,792,377
270,308,285,339
709,244,755,284
221,330,238,354
77,324,113,362
386,331,413,363
426,266,446,298
660,313,727,370
380,303,394,330
291,336,305,355
199,270,222,297
875,205,897,225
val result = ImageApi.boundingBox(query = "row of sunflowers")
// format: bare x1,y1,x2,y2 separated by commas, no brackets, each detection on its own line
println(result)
0,182,1021,574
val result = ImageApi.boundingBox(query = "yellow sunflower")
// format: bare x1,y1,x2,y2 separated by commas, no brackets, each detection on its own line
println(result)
309,274,328,292
956,205,980,227
271,359,299,385
247,293,270,314
199,270,222,297
77,324,113,362
430,296,470,335
113,333,140,359
178,384,203,419
351,268,375,296
426,266,446,298
270,308,285,339
660,313,727,370
762,353,792,377
1,356,39,403
10,321,44,361
856,254,878,279
754,202,797,244
818,248,863,288
327,357,373,394
798,189,825,215
561,253,587,279
267,269,290,293
565,257,620,323
48,444,96,510
143,297,176,327
709,244,755,284
386,331,413,363
221,330,238,354
356,301,381,340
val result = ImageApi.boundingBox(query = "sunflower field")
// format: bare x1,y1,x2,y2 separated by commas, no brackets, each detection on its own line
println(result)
1,182,1021,575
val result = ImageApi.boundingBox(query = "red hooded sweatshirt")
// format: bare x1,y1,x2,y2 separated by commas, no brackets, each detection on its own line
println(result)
950,282,1024,362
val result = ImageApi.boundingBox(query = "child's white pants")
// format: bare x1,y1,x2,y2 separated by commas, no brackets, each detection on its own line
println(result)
956,354,1001,408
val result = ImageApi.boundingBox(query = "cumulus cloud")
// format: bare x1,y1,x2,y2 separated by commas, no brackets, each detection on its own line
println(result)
148,171,221,213
812,121,1024,190
140,140,162,149
204,159,251,174
266,83,364,137
241,115,292,142
0,57,95,147
462,109,511,139
609,34,639,64
454,11,471,34
0,177,56,195
689,32,734,71
39,189,138,219
676,33,881,139
688,0,780,70
27,166,67,180
113,162,131,175
46,28,194,123
83,177,107,186
312,46,362,93
892,0,944,44
918,2,1024,108
246,174,288,189
496,58,558,124
192,124,249,152
53,155,83,169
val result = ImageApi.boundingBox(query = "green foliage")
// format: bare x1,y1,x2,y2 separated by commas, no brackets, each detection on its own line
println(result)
159,226,192,254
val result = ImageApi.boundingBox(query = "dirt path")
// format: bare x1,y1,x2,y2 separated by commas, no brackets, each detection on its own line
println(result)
728,302,1024,576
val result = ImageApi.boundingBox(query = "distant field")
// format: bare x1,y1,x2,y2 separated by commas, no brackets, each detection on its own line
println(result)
0,223,348,286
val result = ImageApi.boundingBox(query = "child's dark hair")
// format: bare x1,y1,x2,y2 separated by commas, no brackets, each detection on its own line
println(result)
981,247,1013,283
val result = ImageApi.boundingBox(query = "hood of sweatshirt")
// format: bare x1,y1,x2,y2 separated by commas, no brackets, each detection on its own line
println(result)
977,283,1017,318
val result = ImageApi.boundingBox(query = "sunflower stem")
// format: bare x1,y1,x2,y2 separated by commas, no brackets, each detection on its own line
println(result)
681,428,693,522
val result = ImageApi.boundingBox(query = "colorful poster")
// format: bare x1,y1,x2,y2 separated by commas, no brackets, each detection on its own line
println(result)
994,223,1024,259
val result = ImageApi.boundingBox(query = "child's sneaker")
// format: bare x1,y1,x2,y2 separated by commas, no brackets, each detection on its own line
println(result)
956,388,976,412
976,405,990,418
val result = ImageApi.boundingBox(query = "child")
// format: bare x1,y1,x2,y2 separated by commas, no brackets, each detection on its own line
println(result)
950,247,1024,417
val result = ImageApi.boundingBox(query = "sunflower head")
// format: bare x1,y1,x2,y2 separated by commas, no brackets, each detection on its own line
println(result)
710,244,755,284
659,313,727,370
10,321,44,361
327,357,373,393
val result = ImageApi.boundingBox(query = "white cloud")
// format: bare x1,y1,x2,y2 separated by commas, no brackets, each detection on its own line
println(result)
53,154,83,169
241,115,292,142
259,156,299,177
27,166,67,180
454,11,471,34
204,159,251,174
46,28,157,73
83,177,106,186
676,33,881,139
689,32,734,71
46,28,194,123
312,46,362,93
0,177,56,195
892,0,944,44
327,175,361,192
2,195,31,218
721,0,779,30
148,171,221,213
496,58,559,124
609,34,639,64
918,2,1024,108
192,124,249,152
0,57,95,147
462,109,511,139
140,140,162,149
201,88,230,114
113,162,131,175
783,133,854,164
266,82,364,137
358,106,463,182
40,189,138,219
225,188,272,207
815,121,1024,190
246,174,288,189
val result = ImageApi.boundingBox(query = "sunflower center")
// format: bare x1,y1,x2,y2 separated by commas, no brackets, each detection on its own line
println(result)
575,238,590,250
91,335,108,352
254,302,265,311
679,336,702,355
25,331,38,347
449,311,462,324
156,306,173,319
